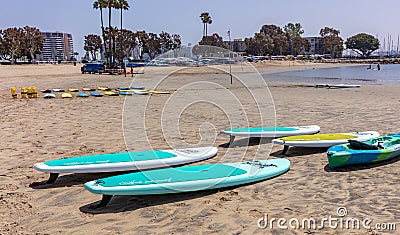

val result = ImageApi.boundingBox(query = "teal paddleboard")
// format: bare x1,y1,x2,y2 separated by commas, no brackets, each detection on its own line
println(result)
84,158,290,207
34,147,218,184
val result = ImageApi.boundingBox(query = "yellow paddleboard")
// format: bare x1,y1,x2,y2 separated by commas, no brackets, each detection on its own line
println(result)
278,133,358,142
272,131,380,149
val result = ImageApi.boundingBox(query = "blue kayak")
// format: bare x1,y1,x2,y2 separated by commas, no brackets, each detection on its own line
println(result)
90,92,103,97
77,92,89,97
327,135,400,169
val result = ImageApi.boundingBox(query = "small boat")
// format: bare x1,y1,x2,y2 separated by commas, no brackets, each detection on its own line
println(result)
104,91,119,96
116,87,130,90
327,135,400,169
43,93,56,99
61,93,73,98
52,88,64,92
41,89,51,93
77,92,89,97
119,91,133,96
82,88,96,91
150,90,171,94
129,85,145,90
98,87,111,91
68,88,79,92
90,92,103,97
134,90,149,95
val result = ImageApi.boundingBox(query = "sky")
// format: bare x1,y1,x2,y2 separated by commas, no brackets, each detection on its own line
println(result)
1,0,399,57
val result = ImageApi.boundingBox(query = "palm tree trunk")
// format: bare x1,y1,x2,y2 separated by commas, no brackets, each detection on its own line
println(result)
120,7,123,30
108,3,113,67
100,8,107,62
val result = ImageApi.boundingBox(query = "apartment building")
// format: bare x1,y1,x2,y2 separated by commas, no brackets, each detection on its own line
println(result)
39,32,74,61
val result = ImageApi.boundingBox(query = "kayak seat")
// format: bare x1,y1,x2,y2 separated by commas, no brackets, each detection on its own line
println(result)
348,139,379,150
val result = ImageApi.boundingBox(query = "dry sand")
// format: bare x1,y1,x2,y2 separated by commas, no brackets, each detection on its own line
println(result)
0,61,399,234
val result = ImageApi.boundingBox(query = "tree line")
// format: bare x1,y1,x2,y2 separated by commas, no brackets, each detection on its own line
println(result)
83,29,181,62
243,23,347,58
197,13,381,58
0,26,44,64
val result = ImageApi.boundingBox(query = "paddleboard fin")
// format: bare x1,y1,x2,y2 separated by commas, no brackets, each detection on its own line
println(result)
46,173,59,184
95,195,113,209
229,135,235,147
281,145,289,155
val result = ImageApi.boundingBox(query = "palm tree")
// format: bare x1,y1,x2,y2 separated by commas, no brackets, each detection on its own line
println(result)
200,12,212,37
93,0,107,62
115,0,130,31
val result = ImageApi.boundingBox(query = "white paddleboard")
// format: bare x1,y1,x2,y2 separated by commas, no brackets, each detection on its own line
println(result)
34,146,218,183
221,125,320,138
272,131,380,148
316,84,360,88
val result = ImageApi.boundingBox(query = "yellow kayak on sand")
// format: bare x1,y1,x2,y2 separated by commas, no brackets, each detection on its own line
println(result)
61,93,73,98
104,91,119,96
98,87,111,91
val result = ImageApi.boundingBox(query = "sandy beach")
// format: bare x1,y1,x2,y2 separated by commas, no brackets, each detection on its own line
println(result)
1,61,399,234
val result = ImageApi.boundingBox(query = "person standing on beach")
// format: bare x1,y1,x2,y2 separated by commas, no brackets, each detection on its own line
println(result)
377,63,381,71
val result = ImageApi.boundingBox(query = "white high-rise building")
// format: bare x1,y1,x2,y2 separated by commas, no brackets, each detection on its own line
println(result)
40,32,74,61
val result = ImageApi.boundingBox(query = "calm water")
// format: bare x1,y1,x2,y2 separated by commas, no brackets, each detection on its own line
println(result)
263,64,400,84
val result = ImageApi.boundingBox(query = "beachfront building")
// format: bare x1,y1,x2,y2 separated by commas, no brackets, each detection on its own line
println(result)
39,32,74,62
303,36,324,55
223,39,246,54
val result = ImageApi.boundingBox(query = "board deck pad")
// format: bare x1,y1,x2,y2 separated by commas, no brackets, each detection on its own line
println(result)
98,164,247,187
44,150,177,166
278,133,358,141
227,127,298,133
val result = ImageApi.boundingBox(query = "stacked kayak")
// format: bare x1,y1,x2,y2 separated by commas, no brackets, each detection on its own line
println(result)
327,135,400,169
273,131,380,154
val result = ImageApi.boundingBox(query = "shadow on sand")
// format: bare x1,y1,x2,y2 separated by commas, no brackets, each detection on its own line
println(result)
270,147,328,157
79,188,228,214
29,171,137,189
324,155,400,172
219,137,274,148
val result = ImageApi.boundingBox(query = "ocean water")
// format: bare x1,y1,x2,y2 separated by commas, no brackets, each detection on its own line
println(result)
263,64,400,84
